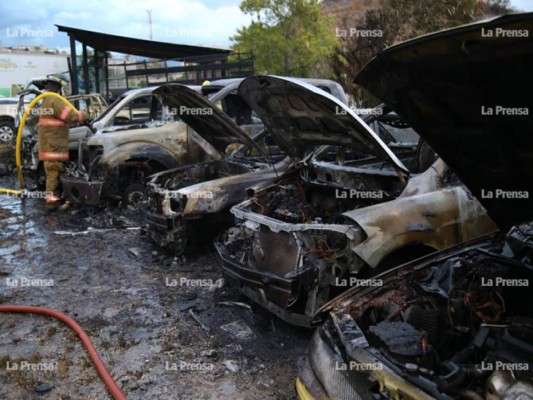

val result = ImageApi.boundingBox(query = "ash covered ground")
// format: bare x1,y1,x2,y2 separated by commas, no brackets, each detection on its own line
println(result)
0,175,310,399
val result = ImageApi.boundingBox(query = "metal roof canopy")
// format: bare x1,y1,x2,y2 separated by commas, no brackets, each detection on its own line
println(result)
56,25,230,60
55,25,231,95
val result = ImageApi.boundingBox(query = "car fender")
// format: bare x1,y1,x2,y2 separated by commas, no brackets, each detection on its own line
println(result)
101,142,184,171
346,186,496,268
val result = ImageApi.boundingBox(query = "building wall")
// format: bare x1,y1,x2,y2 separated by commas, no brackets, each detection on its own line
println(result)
0,51,69,96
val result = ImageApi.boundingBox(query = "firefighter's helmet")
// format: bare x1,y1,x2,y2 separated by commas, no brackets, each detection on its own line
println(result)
45,74,69,88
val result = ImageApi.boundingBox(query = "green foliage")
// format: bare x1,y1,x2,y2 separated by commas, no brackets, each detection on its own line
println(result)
231,0,337,77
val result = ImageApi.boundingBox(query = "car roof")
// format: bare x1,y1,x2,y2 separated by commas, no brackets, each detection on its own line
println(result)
120,85,202,97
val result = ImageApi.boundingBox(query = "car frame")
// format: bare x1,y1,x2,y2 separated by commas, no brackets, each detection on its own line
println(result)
296,12,533,400
214,76,496,327
142,77,350,255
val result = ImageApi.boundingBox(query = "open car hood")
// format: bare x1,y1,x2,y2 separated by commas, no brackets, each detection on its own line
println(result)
154,84,259,154
237,76,408,174
355,13,533,231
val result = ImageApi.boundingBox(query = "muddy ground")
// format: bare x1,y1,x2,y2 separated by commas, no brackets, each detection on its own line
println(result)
0,175,311,399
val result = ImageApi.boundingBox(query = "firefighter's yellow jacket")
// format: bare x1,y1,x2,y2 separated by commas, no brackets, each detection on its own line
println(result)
37,95,88,161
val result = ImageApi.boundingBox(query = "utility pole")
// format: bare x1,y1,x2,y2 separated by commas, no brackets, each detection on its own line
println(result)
146,10,153,40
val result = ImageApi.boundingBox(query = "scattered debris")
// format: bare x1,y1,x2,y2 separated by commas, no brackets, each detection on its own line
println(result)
222,360,239,373
34,382,54,393
113,216,137,227
188,309,210,332
128,247,142,258
223,343,243,355
200,349,218,359
216,301,252,311
249,363,266,375
54,227,141,236
220,320,256,341
207,278,224,292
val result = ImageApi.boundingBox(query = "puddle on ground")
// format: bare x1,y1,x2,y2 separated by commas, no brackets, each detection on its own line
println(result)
0,194,47,265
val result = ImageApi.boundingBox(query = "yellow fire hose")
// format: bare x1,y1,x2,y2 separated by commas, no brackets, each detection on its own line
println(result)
0,92,79,197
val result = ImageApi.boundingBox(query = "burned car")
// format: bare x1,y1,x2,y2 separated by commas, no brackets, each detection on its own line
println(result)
0,96,20,144
143,77,348,255
59,84,261,208
143,134,288,255
296,13,533,400
215,76,496,327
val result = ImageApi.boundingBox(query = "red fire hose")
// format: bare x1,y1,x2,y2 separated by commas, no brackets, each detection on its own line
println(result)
0,305,126,400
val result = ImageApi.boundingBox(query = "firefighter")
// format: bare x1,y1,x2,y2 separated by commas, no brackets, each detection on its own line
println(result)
38,75,89,210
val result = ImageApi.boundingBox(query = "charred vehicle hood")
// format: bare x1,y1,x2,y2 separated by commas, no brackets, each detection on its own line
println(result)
238,75,408,174
355,13,533,230
154,84,259,154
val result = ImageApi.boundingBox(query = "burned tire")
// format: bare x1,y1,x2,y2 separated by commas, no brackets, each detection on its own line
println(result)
0,120,15,143
121,182,146,211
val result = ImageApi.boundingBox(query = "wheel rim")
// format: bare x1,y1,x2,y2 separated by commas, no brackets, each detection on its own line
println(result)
0,125,14,142
127,191,145,210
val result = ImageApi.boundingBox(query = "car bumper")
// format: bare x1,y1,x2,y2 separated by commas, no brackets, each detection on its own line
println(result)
213,237,317,327
142,208,178,247
60,175,104,206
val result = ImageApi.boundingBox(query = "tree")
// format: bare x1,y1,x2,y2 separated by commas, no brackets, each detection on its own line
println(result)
331,0,514,106
231,0,337,77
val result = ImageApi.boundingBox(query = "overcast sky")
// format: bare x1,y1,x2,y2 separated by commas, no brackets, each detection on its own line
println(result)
0,0,250,50
0,0,531,52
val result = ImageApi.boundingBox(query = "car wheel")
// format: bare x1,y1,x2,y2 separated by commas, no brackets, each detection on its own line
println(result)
122,182,146,211
0,120,15,143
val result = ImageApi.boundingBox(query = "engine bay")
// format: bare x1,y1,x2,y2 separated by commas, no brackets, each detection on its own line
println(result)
151,160,251,192
247,176,395,225
342,246,533,399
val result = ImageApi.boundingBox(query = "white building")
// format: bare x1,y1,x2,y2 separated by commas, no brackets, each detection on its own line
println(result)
0,46,69,96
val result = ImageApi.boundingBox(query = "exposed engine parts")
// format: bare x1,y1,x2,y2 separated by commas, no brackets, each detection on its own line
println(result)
248,179,390,224
340,248,533,399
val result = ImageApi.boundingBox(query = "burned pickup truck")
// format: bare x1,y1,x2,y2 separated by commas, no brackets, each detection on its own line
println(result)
60,84,259,208
214,76,496,327
142,77,347,254
297,13,533,399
